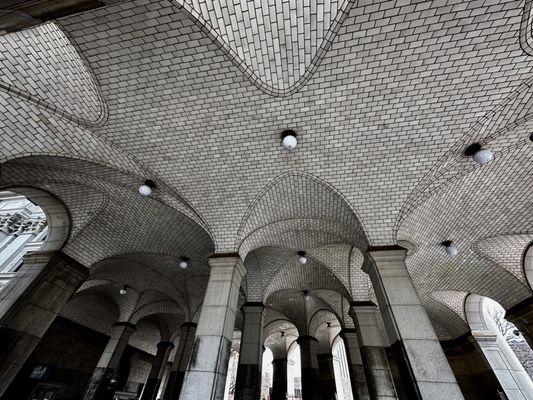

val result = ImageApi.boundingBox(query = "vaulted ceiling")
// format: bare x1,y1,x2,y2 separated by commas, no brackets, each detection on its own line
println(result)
1,0,532,346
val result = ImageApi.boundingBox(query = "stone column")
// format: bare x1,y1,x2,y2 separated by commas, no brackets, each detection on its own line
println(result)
180,254,246,400
141,341,174,400
506,297,533,349
350,303,398,400
164,322,197,400
123,353,152,396
365,247,464,400
271,357,287,400
317,353,337,400
82,322,137,400
342,329,370,400
0,251,88,397
297,335,321,400
234,302,265,400
472,332,533,399
441,334,502,399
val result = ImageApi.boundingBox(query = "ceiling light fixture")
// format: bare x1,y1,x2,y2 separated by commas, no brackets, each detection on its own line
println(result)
280,331,285,337
326,322,332,329
281,129,298,150
119,285,128,295
303,290,310,301
139,179,156,196
464,143,493,165
179,257,190,269
441,240,458,256
297,251,307,265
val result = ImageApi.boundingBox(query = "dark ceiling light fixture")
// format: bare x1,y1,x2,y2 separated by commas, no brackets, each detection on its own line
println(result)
138,179,156,196
281,129,298,150
441,240,458,256
464,143,494,165
297,251,307,265
302,290,310,301
119,285,128,295
179,256,190,270
326,322,332,329
280,331,285,337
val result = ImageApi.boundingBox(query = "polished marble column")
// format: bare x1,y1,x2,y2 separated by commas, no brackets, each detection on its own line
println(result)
234,302,265,400
298,335,321,400
342,328,370,400
350,302,397,400
141,340,174,400
180,254,245,400
271,357,287,400
164,322,197,400
365,247,464,400
0,251,88,397
317,353,337,400
83,321,137,400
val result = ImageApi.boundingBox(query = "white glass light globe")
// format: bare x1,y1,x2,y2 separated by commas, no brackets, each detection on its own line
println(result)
298,255,307,265
138,184,152,196
119,287,127,295
282,134,298,150
473,149,493,165
179,260,188,269
445,245,458,256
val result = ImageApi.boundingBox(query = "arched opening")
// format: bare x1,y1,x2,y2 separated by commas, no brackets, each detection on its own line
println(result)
287,340,302,400
332,336,354,400
524,242,533,290
465,294,533,398
0,190,48,277
0,187,70,272
224,331,242,400
261,347,274,399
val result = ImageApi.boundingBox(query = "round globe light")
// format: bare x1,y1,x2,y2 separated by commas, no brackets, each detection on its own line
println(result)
138,184,152,196
473,149,493,165
297,251,307,265
445,244,458,256
119,287,127,295
179,259,189,269
281,131,298,150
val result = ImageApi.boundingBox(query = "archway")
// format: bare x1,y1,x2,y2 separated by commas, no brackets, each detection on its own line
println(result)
287,340,302,400
331,336,354,400
465,294,533,398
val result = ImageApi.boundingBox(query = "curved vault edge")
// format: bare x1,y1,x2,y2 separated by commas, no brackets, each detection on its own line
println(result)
0,22,108,127
171,0,356,97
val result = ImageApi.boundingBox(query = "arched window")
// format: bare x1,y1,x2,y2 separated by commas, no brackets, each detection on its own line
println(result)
287,341,301,399
332,336,354,400
0,190,48,290
261,347,274,399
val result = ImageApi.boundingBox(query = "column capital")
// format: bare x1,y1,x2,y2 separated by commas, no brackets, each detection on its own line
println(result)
350,300,377,308
296,335,318,344
180,322,197,329
157,341,175,349
241,302,265,312
112,321,137,332
367,246,407,264
23,251,89,279
340,328,357,336
208,253,246,278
